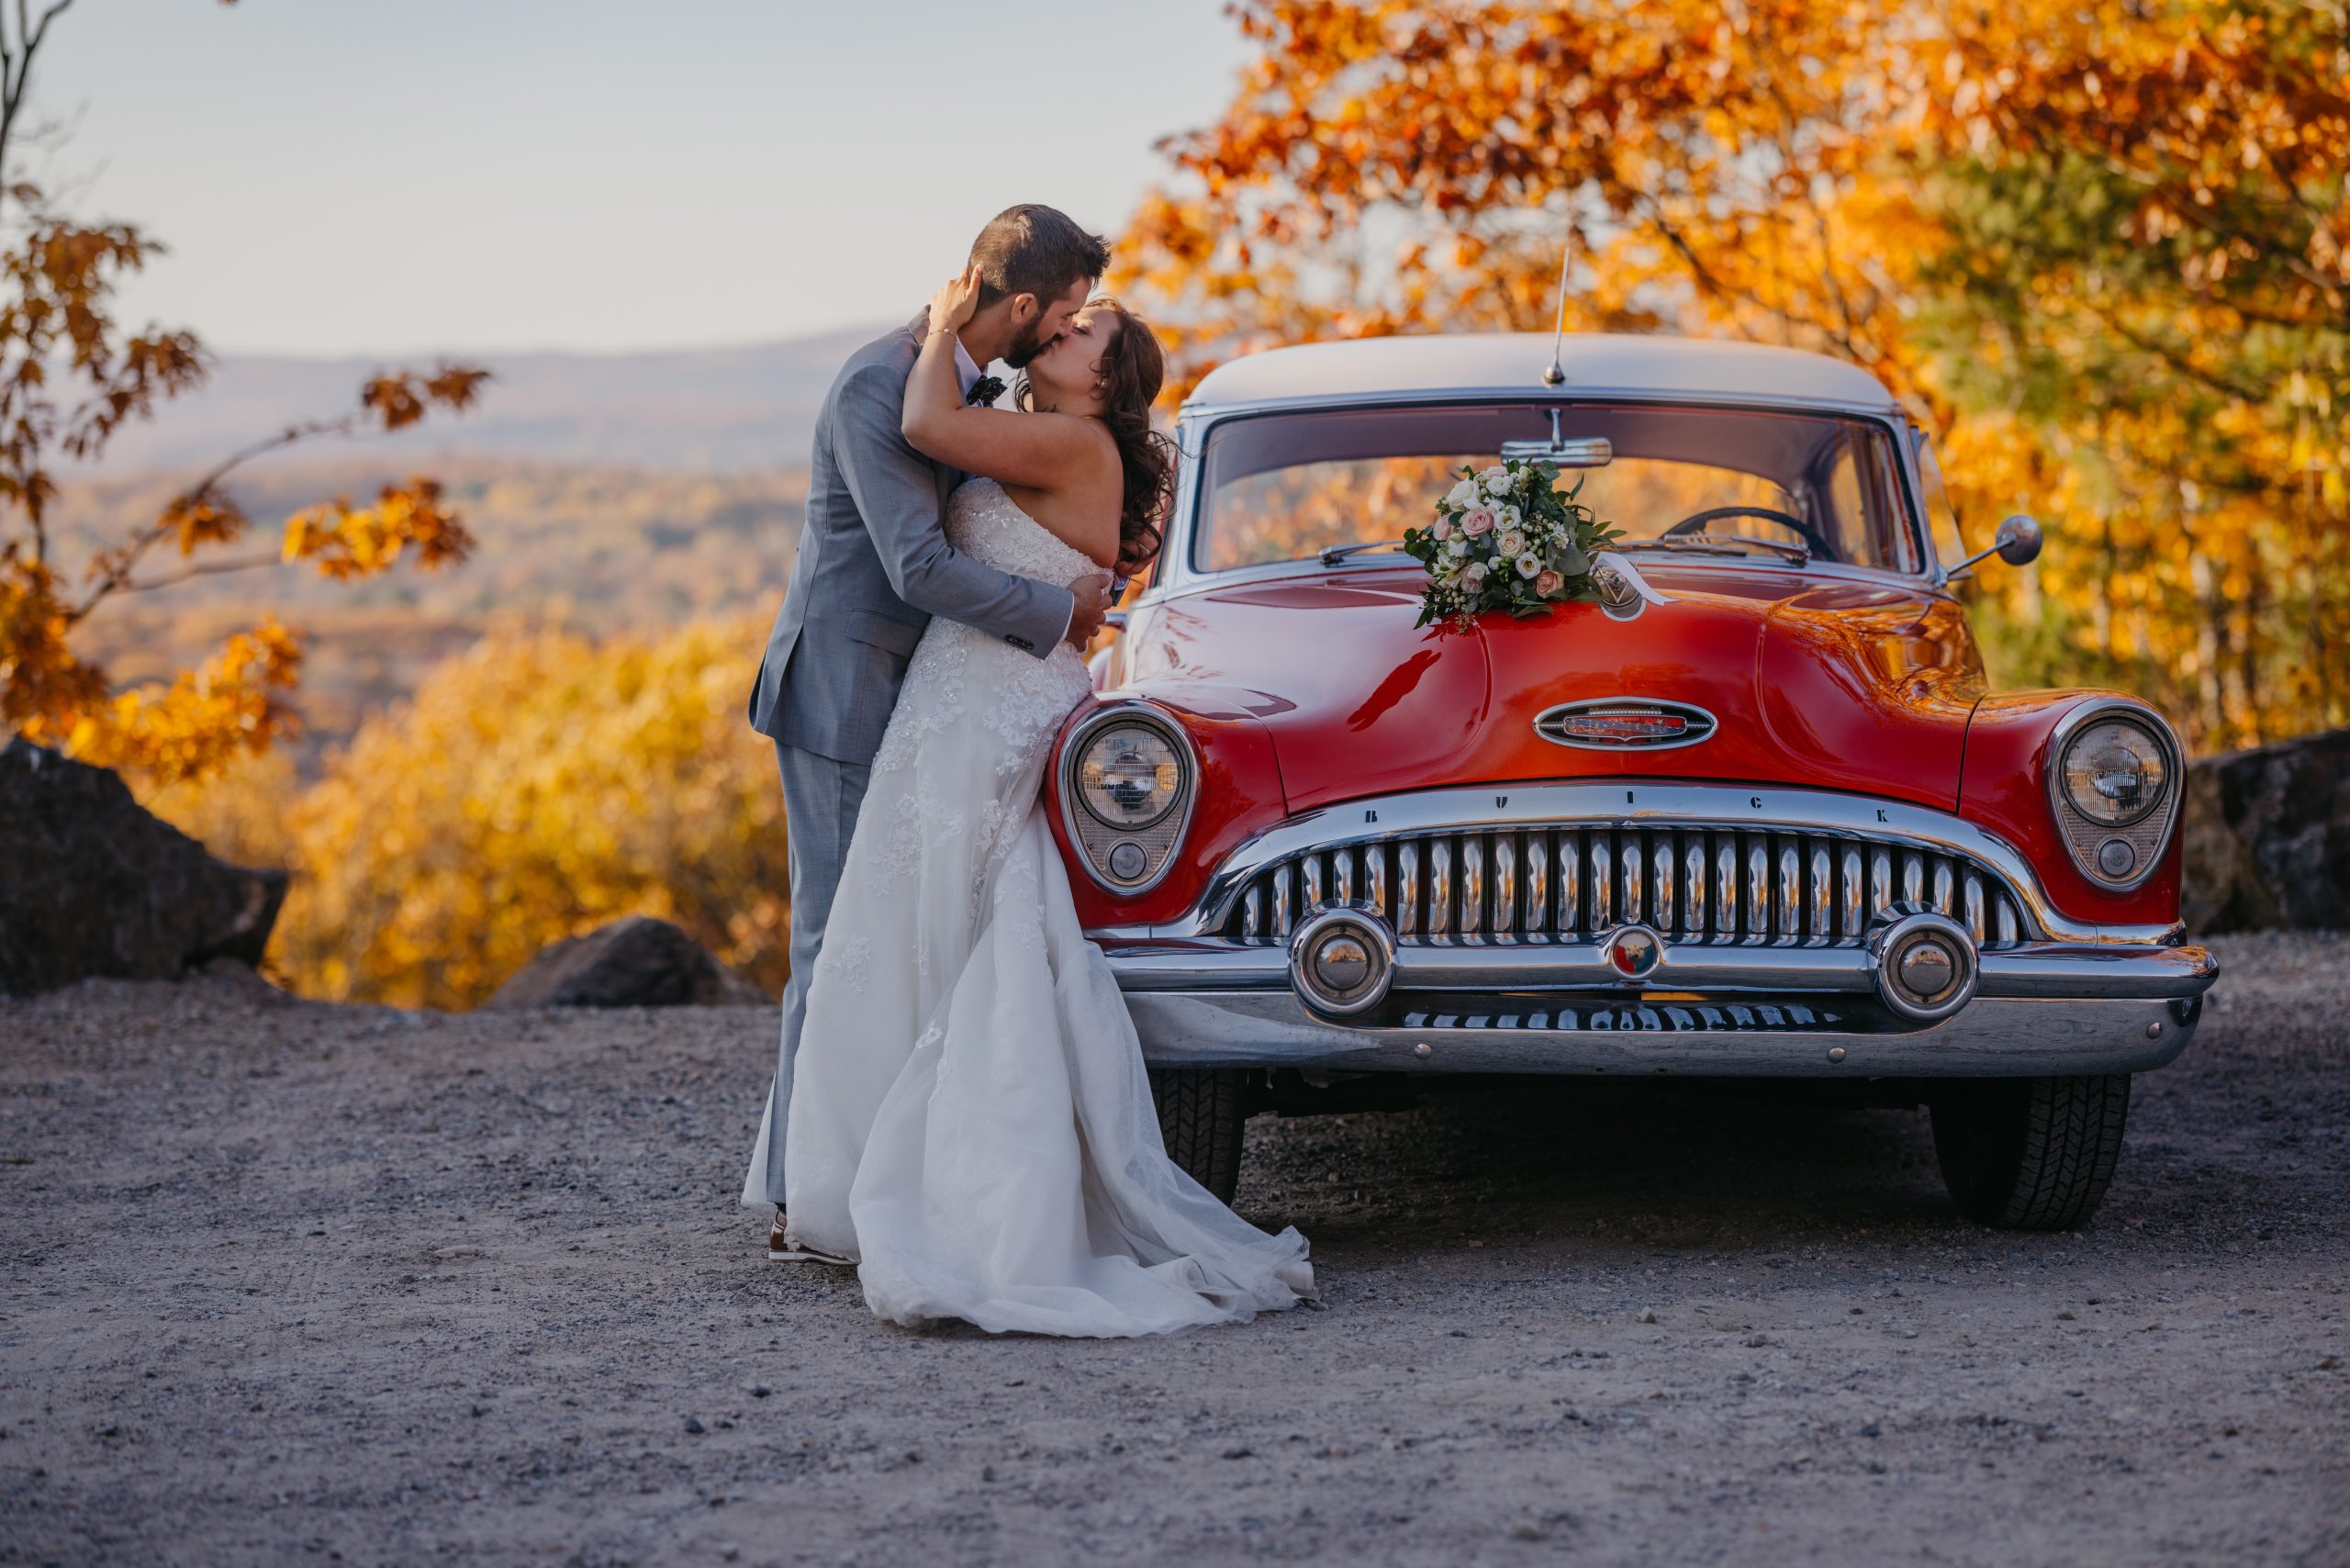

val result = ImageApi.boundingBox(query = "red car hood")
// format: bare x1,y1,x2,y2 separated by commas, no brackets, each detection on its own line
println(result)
1121,561,1986,815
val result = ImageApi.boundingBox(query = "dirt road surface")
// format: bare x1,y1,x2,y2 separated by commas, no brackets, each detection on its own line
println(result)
3,933,2344,1566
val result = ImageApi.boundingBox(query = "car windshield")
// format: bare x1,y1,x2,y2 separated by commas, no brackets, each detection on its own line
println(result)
1192,402,1925,575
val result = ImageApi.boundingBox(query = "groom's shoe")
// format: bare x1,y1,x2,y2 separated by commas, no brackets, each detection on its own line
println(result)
766,1208,851,1266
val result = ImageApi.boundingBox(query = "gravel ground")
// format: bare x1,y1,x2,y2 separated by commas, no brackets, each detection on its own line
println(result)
3,933,2344,1567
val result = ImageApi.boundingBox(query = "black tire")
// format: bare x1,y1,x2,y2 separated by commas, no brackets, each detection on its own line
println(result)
1148,1068,1251,1203
1930,1074,2132,1231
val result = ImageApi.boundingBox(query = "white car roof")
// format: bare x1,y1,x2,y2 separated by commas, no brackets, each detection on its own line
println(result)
1182,332,1904,414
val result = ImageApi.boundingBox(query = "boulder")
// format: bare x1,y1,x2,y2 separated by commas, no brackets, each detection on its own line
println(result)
485,915,771,1009
0,737,290,997
2182,726,2350,934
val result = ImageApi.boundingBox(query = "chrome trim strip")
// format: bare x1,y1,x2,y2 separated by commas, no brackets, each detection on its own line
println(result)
1103,935,2217,1001
1171,781,2178,946
1591,830,1614,928
1460,836,1485,935
1429,838,1454,935
1809,843,1833,940
1494,835,1517,935
1056,701,1202,897
1776,840,1801,937
1524,832,1548,936
1125,991,2201,1079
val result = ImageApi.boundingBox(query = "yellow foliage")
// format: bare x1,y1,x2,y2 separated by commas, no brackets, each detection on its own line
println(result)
256,618,788,1011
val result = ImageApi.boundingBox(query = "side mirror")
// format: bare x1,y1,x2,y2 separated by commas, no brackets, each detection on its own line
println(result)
1948,513,2043,577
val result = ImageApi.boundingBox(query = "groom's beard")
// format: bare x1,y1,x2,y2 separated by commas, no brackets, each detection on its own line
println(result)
1002,320,1057,369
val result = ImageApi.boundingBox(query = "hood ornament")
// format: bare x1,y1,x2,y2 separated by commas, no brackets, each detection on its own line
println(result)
1535,698,1717,751
1590,550,1670,621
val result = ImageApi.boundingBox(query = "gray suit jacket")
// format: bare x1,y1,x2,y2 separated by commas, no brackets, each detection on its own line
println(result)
747,317,1073,762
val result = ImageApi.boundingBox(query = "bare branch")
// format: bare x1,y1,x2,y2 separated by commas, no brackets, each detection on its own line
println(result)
112,549,285,595
0,0,70,219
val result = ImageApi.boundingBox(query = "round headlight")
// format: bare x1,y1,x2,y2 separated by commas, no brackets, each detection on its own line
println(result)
1077,723,1181,828
2059,718,2168,827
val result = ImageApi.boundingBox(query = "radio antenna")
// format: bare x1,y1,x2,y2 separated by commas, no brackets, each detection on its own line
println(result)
1540,223,1572,387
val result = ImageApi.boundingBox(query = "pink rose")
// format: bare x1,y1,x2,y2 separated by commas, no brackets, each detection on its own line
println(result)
1462,507,1495,536
1432,518,1453,542
1534,568,1563,596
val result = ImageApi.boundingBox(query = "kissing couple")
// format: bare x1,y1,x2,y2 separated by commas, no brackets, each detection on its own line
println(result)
740,205,1313,1337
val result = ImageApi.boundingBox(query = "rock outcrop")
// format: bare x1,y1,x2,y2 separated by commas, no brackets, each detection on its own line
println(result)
2183,726,2350,934
484,915,770,1009
0,737,290,997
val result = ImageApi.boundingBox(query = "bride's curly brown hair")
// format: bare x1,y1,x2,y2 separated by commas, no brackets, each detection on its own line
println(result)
1014,296,1175,578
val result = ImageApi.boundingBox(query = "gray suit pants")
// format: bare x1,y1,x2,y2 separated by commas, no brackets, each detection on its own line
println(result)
747,739,871,1208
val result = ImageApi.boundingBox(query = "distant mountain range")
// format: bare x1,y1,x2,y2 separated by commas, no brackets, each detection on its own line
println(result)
89,324,892,476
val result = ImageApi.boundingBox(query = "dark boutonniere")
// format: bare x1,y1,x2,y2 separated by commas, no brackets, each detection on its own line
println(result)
966,374,1006,409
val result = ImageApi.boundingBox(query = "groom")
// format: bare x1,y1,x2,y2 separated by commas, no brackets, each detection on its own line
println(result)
743,204,1114,1257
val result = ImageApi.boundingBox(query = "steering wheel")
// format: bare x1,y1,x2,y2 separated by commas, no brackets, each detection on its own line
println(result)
1663,505,1837,561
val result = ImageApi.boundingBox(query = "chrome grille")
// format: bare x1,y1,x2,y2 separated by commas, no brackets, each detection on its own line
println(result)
1225,823,2031,949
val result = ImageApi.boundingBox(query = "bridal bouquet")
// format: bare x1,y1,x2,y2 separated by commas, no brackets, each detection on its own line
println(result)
1403,458,1622,629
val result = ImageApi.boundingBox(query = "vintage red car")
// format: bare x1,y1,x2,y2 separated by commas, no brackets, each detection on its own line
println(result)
1043,333,2218,1231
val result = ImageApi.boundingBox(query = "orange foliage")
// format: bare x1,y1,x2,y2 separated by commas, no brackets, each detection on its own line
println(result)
1119,0,2349,747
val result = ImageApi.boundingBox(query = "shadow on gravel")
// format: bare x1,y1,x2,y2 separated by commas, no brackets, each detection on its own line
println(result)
1241,1080,1953,1249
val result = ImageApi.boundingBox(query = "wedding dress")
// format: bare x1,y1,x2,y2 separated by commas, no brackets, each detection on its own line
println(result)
740,476,1313,1337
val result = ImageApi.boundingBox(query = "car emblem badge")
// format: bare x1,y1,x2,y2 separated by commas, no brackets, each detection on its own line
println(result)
1606,925,1664,979
1534,699,1717,751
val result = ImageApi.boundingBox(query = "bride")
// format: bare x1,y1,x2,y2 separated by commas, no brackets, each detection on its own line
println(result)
751,266,1312,1337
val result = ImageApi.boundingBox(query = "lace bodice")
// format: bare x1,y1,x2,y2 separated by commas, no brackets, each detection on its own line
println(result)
945,476,1098,585
865,476,1094,789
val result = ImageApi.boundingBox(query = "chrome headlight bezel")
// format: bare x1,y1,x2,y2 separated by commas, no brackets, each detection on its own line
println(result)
2044,700,2184,893
1057,705,1199,895
1076,724,1181,830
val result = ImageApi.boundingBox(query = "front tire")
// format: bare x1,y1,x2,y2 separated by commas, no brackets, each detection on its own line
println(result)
1148,1068,1251,1204
1930,1074,2132,1230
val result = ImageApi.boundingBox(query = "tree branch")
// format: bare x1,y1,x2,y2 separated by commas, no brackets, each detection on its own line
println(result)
0,0,70,222
68,409,372,621
112,549,285,595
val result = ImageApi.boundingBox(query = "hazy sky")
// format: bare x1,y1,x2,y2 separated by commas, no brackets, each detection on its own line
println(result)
37,1,1256,355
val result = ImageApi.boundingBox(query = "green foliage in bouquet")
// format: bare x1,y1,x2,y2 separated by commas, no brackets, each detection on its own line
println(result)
1401,458,1624,629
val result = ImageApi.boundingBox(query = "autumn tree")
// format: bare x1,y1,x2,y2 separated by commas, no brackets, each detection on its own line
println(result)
0,0,490,784
1119,0,2348,748
274,618,789,1010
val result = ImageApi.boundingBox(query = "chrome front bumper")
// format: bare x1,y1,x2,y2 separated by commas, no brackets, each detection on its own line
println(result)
1105,938,2219,1078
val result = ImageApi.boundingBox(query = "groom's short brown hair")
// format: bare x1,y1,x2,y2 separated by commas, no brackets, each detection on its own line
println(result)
968,205,1110,311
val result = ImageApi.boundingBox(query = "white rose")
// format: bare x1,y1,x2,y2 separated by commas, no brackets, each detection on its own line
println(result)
1462,560,1488,585
1496,528,1525,557
1515,551,1541,578
1446,479,1478,509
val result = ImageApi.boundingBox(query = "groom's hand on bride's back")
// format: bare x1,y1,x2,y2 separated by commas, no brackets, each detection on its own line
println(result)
1066,572,1114,650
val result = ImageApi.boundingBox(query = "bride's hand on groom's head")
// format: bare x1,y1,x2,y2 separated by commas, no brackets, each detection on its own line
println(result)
928,264,984,337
